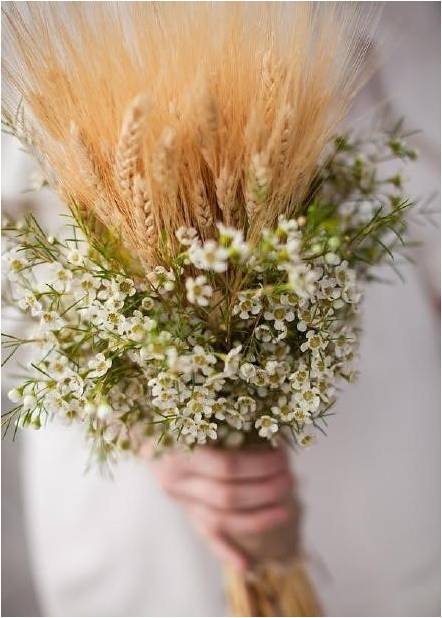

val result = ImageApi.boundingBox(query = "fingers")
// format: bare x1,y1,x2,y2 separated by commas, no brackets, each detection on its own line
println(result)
175,446,290,481
169,470,294,510
184,500,291,536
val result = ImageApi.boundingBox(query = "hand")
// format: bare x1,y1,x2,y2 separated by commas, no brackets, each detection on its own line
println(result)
148,446,297,571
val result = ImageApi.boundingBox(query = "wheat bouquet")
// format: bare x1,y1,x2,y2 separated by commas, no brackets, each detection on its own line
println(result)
2,3,421,616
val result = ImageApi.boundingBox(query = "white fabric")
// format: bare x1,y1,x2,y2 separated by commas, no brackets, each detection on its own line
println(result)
3,4,439,616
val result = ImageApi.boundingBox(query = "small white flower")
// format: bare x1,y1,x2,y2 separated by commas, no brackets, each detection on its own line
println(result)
23,395,37,410
7,253,26,281
217,223,249,260
288,264,319,299
50,262,73,292
88,353,112,378
59,372,84,397
255,415,279,439
255,324,273,342
264,305,295,331
192,345,216,376
325,252,341,266
239,363,256,382
232,292,262,320
39,311,64,332
48,355,70,378
176,226,198,246
147,266,175,294
223,345,242,376
289,367,310,390
236,396,256,417
297,432,316,448
76,273,100,300
97,399,112,419
66,248,84,266
185,275,213,307
103,310,127,334
141,296,155,311
271,396,297,423
112,276,136,299
189,240,228,272
300,330,327,354
18,293,42,316
294,385,320,413
8,388,22,403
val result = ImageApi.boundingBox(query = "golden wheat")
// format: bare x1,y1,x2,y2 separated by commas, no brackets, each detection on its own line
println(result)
2,2,379,267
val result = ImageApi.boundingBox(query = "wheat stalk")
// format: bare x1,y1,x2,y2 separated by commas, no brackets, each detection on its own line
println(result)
116,95,149,201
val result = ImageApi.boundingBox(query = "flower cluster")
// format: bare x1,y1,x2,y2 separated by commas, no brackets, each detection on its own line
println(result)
2,127,417,461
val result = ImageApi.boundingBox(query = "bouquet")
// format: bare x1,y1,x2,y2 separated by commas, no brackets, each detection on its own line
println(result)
2,4,420,616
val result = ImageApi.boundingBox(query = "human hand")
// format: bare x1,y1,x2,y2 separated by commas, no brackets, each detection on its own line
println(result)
148,446,297,571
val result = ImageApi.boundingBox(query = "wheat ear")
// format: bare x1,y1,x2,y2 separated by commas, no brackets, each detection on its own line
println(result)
70,121,103,193
216,166,240,227
132,173,158,266
194,179,212,232
245,152,271,222
116,95,149,201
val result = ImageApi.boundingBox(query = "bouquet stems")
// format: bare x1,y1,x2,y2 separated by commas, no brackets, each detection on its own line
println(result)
225,559,322,617
224,498,322,616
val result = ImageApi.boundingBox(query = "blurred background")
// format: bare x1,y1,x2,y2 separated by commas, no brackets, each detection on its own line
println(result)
2,2,440,617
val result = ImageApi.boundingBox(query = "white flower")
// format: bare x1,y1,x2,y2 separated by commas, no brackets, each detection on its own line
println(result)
18,293,42,316
232,292,262,320
113,276,136,299
59,372,84,397
153,391,179,410
97,399,112,419
223,409,244,430
255,415,279,439
239,363,256,382
88,353,112,378
8,388,22,403
192,346,216,376
294,385,320,413
255,324,273,342
236,396,256,417
212,397,228,420
297,432,316,448
126,314,156,342
6,252,26,281
140,331,173,361
264,360,287,389
176,226,198,246
75,273,100,300
300,330,327,355
101,309,126,334
325,252,341,266
288,264,319,299
271,396,297,423
185,398,213,419
66,248,84,266
180,417,198,439
39,311,64,332
22,394,37,410
48,355,70,378
217,224,249,260
147,266,175,294
50,262,73,292
189,240,228,272
264,304,295,331
141,296,155,311
289,367,310,390
223,345,242,376
185,275,213,307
